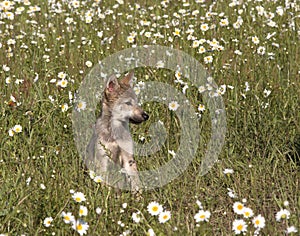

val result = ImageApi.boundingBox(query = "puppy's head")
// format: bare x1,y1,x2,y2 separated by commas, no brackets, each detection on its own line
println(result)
104,72,149,124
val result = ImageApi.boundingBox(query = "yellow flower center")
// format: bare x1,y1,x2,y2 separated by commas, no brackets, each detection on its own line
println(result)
152,206,158,212
77,224,83,230
200,214,205,219
163,215,168,220
255,220,260,225
237,224,243,231
65,216,70,221
237,205,243,210
75,197,81,202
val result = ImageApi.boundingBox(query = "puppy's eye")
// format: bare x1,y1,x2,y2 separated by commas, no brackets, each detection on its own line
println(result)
125,101,132,105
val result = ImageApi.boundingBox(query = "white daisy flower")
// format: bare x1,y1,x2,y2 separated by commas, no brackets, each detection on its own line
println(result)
232,219,247,234
198,85,206,93
220,18,229,27
194,210,211,222
175,70,182,80
72,219,89,235
217,84,226,95
252,36,260,45
61,211,75,224
13,125,22,133
257,46,266,55
79,205,88,217
147,201,163,216
85,61,93,67
275,209,290,221
168,101,179,111
286,226,298,234
94,176,103,183
134,86,141,95
58,72,67,79
192,40,200,48
77,101,87,112
57,79,68,88
204,55,213,64
173,28,180,37
127,35,135,43
43,217,53,227
200,23,209,32
198,46,206,54
72,192,86,203
198,104,205,112
276,6,284,16
158,211,171,223
5,77,11,84
243,207,254,218
233,202,244,215
252,214,265,229
61,103,69,112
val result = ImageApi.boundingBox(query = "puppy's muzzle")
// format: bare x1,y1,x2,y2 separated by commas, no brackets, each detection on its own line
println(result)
129,112,149,124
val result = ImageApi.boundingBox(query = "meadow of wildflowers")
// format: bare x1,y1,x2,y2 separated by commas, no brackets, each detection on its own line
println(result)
0,0,299,235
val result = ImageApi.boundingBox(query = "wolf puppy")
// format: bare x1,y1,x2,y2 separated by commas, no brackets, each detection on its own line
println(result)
87,71,148,193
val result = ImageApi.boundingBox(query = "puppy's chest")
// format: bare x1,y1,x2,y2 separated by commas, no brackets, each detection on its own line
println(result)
97,137,121,163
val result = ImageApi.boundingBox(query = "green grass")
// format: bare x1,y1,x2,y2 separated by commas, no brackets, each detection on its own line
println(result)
0,0,299,235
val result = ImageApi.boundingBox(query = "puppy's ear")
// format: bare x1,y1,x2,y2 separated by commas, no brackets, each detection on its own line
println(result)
106,74,119,92
121,71,134,87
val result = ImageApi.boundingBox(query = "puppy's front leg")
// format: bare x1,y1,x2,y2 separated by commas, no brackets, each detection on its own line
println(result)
120,150,141,193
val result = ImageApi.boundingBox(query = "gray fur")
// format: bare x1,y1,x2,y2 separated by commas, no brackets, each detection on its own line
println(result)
86,72,148,193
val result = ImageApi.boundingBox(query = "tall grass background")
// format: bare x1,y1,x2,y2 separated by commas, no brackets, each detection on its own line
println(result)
0,0,299,235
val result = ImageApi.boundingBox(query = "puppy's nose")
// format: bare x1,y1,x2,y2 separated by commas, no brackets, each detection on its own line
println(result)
142,112,149,120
